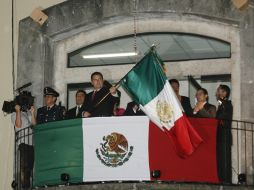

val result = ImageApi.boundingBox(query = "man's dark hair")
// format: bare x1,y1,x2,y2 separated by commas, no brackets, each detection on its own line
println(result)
169,79,180,86
91,72,103,80
198,88,208,95
76,89,86,97
220,84,231,98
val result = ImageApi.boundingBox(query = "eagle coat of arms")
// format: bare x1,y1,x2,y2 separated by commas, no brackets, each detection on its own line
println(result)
96,132,134,167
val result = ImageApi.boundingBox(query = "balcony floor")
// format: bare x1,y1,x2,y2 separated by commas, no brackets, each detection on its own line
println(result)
35,182,254,190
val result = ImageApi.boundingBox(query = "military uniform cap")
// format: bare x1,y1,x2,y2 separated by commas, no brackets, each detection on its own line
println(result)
44,87,59,97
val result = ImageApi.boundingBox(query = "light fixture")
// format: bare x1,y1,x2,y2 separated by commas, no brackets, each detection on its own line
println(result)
11,180,17,188
232,0,250,10
238,173,246,184
60,173,70,182
82,52,138,59
151,170,161,179
30,7,48,26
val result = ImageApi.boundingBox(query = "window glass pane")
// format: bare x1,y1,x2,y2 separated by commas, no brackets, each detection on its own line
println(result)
68,33,231,67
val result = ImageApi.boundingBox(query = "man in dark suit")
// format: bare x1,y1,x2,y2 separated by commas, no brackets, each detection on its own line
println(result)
169,79,193,116
124,101,145,116
66,90,89,119
216,85,233,184
36,87,64,124
86,72,120,117
193,88,216,118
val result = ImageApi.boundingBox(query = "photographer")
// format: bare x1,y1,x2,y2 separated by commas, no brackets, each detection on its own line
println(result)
11,105,36,130
10,94,36,189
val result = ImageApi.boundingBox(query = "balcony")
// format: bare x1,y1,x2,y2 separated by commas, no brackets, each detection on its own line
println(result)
13,116,254,190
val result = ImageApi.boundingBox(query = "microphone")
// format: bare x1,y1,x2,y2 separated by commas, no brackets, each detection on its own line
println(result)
16,82,32,92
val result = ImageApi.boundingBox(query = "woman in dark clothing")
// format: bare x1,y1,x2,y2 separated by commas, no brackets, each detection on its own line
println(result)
124,101,145,116
169,79,193,117
216,85,233,120
216,85,233,184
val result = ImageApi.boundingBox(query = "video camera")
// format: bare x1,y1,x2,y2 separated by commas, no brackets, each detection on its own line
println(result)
2,83,34,114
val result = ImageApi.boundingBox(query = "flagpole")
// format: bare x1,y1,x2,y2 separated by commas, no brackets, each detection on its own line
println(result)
93,81,121,108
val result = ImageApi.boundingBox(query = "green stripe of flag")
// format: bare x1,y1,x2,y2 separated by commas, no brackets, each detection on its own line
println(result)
120,49,167,105
34,118,83,187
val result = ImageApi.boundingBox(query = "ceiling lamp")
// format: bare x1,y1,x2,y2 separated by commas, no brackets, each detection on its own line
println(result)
82,52,138,59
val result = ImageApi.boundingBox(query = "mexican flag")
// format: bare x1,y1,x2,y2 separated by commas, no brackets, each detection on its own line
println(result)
120,48,203,157
33,117,219,187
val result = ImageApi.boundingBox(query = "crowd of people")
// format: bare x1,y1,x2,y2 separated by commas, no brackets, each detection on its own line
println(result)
11,71,233,128
169,79,233,120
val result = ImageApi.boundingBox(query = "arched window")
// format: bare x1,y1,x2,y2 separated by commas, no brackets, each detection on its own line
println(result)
68,32,231,67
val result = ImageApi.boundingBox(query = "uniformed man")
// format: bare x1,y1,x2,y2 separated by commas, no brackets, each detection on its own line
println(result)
36,87,64,124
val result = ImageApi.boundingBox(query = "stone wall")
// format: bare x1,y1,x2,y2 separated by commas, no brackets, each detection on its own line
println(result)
17,0,254,120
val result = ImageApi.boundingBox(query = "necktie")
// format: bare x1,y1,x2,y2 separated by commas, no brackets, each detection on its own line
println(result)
92,90,97,101
76,106,80,116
